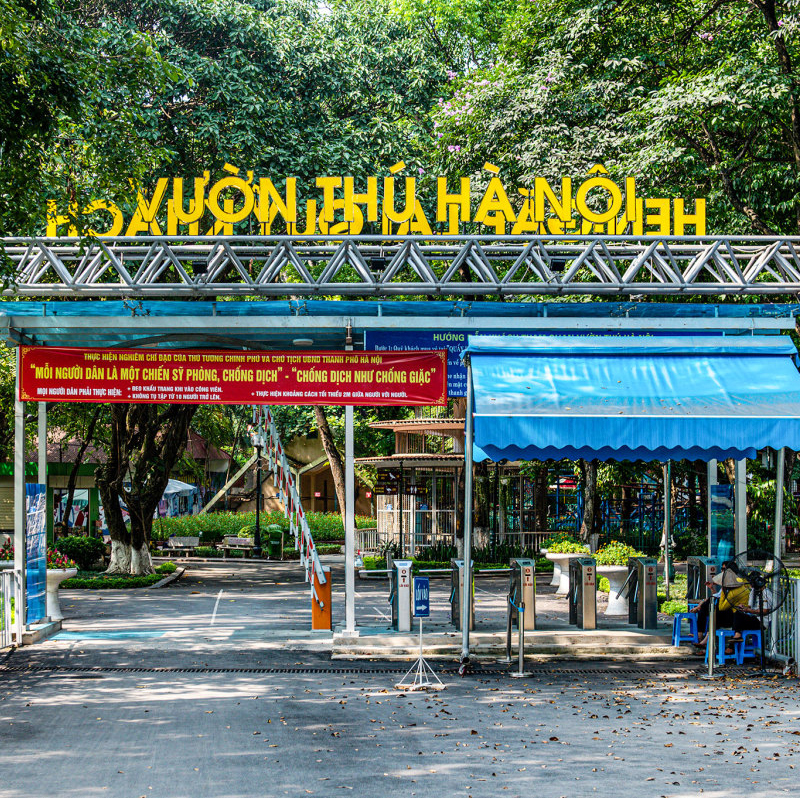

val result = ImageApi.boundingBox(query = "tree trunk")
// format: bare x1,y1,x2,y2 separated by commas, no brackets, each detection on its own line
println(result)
579,459,598,544
723,457,736,485
97,403,196,575
313,406,347,525
64,407,101,535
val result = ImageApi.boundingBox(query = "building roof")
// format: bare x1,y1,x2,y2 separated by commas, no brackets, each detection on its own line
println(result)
369,419,465,433
355,453,465,468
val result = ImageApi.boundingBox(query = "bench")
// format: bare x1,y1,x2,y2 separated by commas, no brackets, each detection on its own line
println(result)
220,536,256,558
165,536,200,555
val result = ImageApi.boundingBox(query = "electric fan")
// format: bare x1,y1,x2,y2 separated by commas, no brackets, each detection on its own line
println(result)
719,549,791,674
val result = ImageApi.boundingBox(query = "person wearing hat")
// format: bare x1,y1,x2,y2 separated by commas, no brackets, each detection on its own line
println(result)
691,562,739,649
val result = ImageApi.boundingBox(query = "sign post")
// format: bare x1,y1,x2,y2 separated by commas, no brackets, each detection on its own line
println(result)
395,576,444,691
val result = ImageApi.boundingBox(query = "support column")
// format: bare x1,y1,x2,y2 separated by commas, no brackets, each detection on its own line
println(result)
735,458,747,556
706,459,717,557
14,349,26,641
663,461,671,600
461,358,474,661
37,402,47,487
344,403,356,634
775,448,786,562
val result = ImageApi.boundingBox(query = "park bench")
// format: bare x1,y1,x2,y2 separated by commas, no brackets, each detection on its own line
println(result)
166,536,200,555
220,536,256,558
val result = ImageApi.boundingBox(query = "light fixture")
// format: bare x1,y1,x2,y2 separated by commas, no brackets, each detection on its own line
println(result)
292,337,313,346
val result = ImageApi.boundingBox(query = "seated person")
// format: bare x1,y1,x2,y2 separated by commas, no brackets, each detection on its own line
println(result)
728,585,773,655
691,562,738,647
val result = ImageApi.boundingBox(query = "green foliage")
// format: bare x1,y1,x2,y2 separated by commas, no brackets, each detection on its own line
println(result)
362,555,384,570
194,546,223,558
154,561,178,574
598,576,610,593
316,544,343,555
540,532,581,550
660,599,689,616
546,540,590,554
55,536,105,570
428,0,800,237
151,511,372,542
658,574,688,604
594,541,644,567
61,572,163,589
672,528,707,560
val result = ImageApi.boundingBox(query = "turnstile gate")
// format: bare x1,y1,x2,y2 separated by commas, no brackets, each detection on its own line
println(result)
390,559,413,632
450,558,474,631
687,556,721,602
509,558,536,630
626,556,659,630
568,556,596,630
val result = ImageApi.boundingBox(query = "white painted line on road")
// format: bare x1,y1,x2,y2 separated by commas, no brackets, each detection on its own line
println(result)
372,607,390,621
210,589,224,626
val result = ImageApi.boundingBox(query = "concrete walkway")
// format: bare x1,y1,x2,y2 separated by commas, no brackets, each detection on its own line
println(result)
3,559,800,798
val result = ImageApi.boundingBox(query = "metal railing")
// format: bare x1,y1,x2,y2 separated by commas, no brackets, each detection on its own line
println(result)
354,527,382,552
770,577,800,668
0,569,15,649
7,234,800,297
263,410,326,601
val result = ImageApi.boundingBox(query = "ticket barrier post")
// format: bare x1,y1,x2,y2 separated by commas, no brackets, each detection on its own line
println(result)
505,574,533,678
568,557,596,630
687,556,721,603
633,557,659,630
619,559,639,625
450,559,474,631
390,559,413,632
509,558,536,630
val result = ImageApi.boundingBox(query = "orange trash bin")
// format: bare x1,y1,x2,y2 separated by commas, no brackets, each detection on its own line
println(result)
311,565,332,630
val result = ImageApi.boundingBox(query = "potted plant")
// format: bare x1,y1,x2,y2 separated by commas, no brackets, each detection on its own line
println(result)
543,538,590,595
540,532,583,587
45,548,77,622
594,541,645,616
0,543,77,622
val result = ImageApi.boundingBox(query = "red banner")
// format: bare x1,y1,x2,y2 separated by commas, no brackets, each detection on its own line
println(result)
19,346,447,406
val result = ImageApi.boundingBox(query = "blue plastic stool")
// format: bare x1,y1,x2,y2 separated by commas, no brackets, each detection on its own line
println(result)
705,630,738,666
672,613,699,647
736,630,762,664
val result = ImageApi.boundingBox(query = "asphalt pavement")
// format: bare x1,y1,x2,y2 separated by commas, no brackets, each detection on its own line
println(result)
1,559,799,798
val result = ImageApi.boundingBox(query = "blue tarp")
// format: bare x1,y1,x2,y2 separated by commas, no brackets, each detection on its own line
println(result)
466,335,800,463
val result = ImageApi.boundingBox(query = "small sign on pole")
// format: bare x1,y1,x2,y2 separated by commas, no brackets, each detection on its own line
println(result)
414,576,430,618
396,575,444,691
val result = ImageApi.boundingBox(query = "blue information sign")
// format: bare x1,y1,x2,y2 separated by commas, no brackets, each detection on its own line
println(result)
413,576,430,618
25,483,47,624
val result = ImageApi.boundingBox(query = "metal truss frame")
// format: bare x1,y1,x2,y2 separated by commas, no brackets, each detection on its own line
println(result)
6,234,800,297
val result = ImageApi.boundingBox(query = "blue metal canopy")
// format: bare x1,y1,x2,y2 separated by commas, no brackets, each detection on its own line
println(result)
466,335,800,463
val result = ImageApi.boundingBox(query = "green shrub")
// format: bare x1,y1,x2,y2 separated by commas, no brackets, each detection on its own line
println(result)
194,546,223,558
660,599,688,616
150,511,374,543
61,573,163,589
316,544,342,555
155,562,178,574
362,556,383,570
598,576,610,593
594,541,644,566
546,539,590,554
55,536,105,570
540,532,581,550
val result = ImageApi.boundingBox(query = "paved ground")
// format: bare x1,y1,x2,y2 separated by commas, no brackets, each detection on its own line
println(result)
2,560,799,798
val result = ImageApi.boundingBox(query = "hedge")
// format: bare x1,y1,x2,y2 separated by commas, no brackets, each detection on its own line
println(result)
151,511,374,543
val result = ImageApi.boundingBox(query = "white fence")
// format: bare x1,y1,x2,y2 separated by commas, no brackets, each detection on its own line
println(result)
770,577,800,668
0,569,15,649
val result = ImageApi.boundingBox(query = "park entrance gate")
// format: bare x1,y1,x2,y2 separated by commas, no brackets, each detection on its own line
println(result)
4,232,800,652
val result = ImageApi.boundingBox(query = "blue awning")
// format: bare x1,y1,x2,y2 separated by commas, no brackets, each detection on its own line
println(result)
466,335,800,463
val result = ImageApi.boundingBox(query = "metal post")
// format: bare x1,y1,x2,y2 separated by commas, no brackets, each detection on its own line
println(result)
14,349,26,641
775,448,786,562
735,458,747,555
663,461,671,600
254,442,262,556
399,461,404,557
461,358,474,662
701,597,723,680
707,459,717,557
37,402,46,487
344,402,356,634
